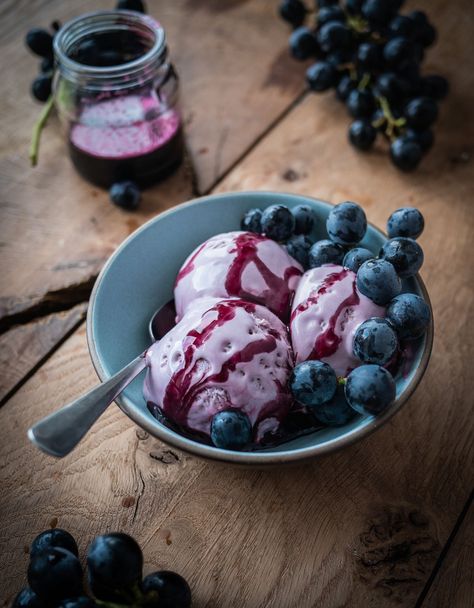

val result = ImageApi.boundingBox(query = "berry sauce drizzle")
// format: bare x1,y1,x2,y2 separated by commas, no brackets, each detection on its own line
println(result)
291,268,360,360
161,299,287,428
224,233,301,320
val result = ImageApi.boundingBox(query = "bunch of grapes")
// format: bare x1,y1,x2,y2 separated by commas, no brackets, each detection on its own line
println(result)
13,529,191,608
24,0,146,103
25,22,60,102
279,0,448,171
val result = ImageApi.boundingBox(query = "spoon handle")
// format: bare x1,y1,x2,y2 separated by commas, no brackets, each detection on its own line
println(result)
28,355,147,458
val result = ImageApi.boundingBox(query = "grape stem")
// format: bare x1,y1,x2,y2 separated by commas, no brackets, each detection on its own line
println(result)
337,377,347,386
29,94,55,167
358,72,371,91
94,582,148,608
375,95,406,141
345,12,369,34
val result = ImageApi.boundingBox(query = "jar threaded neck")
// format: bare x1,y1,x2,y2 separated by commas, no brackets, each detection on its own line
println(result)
53,10,167,90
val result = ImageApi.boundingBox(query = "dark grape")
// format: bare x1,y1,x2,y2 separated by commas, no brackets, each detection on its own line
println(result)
12,589,44,608
361,0,397,26
31,76,52,102
326,49,354,66
318,6,345,26
286,234,313,267
345,0,363,15
404,128,434,153
345,365,396,415
306,61,337,91
318,21,352,52
388,15,414,38
73,39,100,66
31,529,79,558
390,137,423,172
290,27,319,60
109,181,141,210
387,207,424,239
279,0,307,28
313,385,356,426
87,533,143,602
142,571,191,608
116,0,147,12
356,259,401,305
40,56,54,73
357,42,384,70
261,204,295,240
241,208,262,233
408,10,428,26
28,548,83,602
308,239,345,267
349,120,376,150
404,97,438,130
56,598,97,608
343,247,374,272
210,411,252,450
375,72,406,103
353,318,399,365
415,21,437,47
327,201,367,245
25,28,53,58
336,75,356,101
290,360,337,407
386,293,431,339
383,36,415,69
347,89,376,118
292,204,315,234
379,236,424,277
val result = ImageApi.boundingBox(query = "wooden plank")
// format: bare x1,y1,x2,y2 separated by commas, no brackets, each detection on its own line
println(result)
0,0,305,326
0,303,87,403
421,499,474,608
0,324,209,601
1,0,474,605
0,317,472,606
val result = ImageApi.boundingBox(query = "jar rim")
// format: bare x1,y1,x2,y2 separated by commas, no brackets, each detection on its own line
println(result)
53,10,166,81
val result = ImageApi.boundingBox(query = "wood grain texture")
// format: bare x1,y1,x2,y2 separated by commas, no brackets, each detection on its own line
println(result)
0,303,87,403
0,0,305,325
422,499,474,608
1,0,474,606
0,322,471,607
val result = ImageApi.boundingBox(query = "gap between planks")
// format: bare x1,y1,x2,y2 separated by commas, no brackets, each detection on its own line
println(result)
415,489,474,607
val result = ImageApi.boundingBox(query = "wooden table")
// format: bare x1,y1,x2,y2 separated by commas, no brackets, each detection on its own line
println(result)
1,1,473,606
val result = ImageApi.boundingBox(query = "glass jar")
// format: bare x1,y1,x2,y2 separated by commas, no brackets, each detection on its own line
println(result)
53,10,184,188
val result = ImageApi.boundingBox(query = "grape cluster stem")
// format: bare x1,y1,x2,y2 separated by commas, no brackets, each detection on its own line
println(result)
29,94,55,166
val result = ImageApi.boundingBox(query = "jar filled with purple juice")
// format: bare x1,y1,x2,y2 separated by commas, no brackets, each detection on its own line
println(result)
53,10,184,188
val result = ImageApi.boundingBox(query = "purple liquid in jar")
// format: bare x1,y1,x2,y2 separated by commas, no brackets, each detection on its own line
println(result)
54,11,184,188
69,93,184,188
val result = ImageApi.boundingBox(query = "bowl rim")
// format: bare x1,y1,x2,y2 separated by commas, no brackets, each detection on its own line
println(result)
87,191,434,465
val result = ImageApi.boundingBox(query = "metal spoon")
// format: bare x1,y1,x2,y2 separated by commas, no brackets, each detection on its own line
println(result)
27,301,176,458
